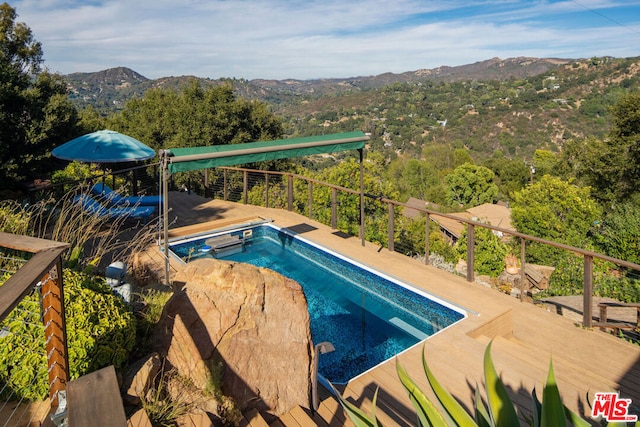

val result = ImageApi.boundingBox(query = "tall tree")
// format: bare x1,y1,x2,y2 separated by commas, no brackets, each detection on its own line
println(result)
593,202,640,265
388,158,440,202
445,163,498,208
481,152,529,200
511,175,601,263
558,91,640,204
108,81,283,150
0,3,78,193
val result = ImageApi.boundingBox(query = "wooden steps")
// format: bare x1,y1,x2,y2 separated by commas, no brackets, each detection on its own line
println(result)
241,396,352,427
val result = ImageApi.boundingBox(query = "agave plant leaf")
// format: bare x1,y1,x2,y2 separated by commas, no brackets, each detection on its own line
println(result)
483,340,520,426
474,384,492,427
421,345,477,426
541,359,566,427
532,387,542,427
331,382,383,427
604,422,637,427
563,406,593,427
397,358,447,426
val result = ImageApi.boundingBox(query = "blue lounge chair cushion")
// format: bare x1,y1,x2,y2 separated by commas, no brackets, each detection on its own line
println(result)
73,194,155,222
91,183,162,207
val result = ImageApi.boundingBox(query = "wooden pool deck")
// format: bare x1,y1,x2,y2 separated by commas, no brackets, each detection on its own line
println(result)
159,191,640,426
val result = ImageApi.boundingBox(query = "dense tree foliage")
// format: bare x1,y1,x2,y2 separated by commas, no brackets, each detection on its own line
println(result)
558,91,640,204
445,163,498,208
108,82,283,150
511,175,601,263
593,202,640,265
481,152,529,199
388,158,441,202
0,3,79,193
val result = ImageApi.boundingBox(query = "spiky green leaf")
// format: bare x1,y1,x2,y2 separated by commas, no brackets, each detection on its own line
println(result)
331,382,383,427
540,359,566,427
421,345,477,427
474,384,492,427
483,341,519,427
532,387,542,427
397,358,447,426
563,406,591,427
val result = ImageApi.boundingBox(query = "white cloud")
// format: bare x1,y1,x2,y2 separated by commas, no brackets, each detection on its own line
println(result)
11,0,640,79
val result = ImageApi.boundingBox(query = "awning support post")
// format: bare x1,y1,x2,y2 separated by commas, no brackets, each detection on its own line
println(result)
359,148,365,247
161,150,170,287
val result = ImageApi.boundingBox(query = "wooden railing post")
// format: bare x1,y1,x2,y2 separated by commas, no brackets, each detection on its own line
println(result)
331,188,337,229
42,258,69,410
583,255,594,328
388,203,395,252
265,173,269,208
466,224,475,282
204,169,210,198
287,174,293,211
223,169,228,201
424,213,430,265
243,170,248,204
520,239,526,302
308,182,313,219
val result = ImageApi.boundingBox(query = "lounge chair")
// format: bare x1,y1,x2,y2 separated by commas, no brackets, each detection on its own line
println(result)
73,194,155,223
91,183,163,207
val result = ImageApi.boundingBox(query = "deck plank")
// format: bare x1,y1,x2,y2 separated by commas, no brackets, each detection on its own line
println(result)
67,365,127,427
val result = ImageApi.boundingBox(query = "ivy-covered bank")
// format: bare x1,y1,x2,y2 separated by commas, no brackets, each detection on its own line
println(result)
0,269,136,400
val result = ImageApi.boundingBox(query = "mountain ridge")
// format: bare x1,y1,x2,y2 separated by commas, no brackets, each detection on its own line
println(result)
64,56,573,110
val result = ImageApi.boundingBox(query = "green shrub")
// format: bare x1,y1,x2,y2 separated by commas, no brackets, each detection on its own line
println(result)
51,161,95,184
0,201,33,235
543,253,640,303
455,224,508,277
0,269,136,400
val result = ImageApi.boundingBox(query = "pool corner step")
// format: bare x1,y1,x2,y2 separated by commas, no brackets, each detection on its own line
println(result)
389,317,428,340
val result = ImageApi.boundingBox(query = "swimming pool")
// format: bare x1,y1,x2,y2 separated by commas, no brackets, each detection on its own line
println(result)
170,224,465,384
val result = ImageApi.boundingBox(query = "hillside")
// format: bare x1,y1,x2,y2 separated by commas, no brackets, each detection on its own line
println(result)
64,57,569,110
63,55,640,160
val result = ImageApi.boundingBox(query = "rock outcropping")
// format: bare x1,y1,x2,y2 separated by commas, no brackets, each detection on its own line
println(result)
154,258,313,416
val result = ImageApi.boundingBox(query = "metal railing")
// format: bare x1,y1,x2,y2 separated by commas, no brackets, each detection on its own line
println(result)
0,233,69,425
186,166,640,329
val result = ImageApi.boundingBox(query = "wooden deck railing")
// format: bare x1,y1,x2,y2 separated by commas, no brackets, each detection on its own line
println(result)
192,166,640,329
0,233,70,412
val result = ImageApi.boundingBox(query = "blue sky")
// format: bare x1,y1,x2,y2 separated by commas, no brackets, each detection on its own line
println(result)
11,0,640,80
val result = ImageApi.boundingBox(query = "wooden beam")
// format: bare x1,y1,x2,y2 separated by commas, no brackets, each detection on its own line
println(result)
0,247,67,321
42,261,69,410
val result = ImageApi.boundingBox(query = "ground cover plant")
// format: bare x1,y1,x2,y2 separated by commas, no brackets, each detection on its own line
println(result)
0,269,136,400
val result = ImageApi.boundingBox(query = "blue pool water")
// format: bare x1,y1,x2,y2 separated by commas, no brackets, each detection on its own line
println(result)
170,225,465,383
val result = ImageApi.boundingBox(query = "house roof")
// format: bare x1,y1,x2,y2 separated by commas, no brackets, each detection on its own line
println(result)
404,198,516,238
402,197,446,219
466,203,514,233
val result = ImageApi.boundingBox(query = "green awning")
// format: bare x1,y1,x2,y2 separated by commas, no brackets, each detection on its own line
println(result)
165,131,368,174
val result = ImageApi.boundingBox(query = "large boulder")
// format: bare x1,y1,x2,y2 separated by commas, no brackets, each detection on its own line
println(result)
154,258,313,416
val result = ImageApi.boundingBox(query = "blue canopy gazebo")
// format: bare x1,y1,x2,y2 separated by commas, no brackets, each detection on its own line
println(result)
52,130,155,163
52,129,157,195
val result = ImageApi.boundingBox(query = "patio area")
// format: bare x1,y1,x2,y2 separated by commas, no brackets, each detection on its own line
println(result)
149,190,640,426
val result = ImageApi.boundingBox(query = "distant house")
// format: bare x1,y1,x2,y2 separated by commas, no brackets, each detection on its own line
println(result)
402,197,446,219
402,199,515,243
